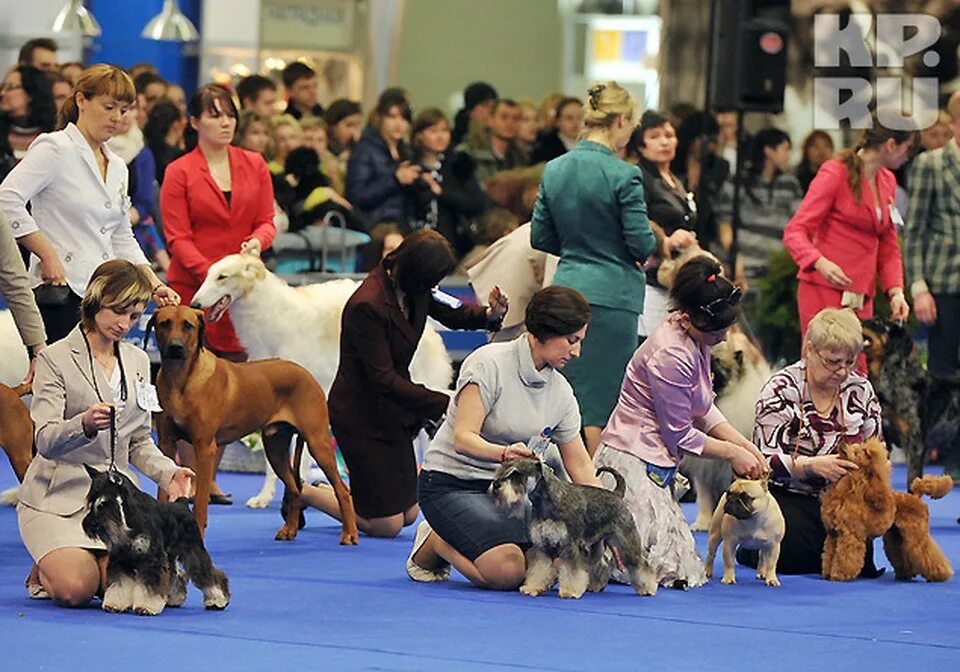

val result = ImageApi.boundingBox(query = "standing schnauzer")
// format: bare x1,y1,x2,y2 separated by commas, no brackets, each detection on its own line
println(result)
82,465,230,615
489,458,657,599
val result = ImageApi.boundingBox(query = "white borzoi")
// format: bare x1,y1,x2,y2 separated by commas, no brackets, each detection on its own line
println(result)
191,253,454,507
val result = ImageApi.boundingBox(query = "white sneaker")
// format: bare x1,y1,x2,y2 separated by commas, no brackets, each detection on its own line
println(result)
406,520,450,583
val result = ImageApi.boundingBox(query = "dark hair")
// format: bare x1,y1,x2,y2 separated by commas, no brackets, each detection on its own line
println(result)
282,62,316,89
525,286,591,342
670,256,740,332
11,65,57,133
554,97,583,119
324,98,362,127
365,222,405,271
742,127,791,202
373,91,412,130
383,229,456,294
184,84,238,151
671,111,720,175
837,124,917,203
636,109,671,149
233,109,268,148
18,38,57,66
133,71,167,95
144,100,183,153
57,64,135,130
236,75,276,107
492,98,519,115
800,130,834,166
411,107,449,153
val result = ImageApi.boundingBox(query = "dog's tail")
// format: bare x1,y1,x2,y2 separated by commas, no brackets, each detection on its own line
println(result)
11,383,31,397
596,466,626,498
909,474,953,499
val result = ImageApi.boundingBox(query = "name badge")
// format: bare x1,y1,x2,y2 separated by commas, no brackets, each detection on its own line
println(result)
431,288,462,309
686,192,698,215
888,202,904,227
135,379,163,412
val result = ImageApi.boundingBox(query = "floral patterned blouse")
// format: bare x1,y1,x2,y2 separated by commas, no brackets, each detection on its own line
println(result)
752,360,882,495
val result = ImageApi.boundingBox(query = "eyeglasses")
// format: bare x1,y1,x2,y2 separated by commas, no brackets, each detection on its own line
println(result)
699,286,743,319
814,349,857,373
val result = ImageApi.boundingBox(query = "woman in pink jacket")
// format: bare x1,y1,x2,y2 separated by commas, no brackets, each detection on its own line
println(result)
783,126,915,340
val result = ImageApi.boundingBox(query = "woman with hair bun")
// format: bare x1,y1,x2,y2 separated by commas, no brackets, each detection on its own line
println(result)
531,81,692,455
594,255,766,589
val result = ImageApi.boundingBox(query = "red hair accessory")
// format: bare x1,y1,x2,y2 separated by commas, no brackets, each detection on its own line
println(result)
706,274,717,282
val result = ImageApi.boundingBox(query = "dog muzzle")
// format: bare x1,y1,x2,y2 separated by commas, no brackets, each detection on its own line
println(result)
724,492,755,520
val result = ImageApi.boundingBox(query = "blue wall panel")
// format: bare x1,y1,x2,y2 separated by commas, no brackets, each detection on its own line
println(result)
85,0,201,95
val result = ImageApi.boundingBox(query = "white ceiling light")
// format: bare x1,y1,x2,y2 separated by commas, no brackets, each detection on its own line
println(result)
142,0,200,42
52,0,102,37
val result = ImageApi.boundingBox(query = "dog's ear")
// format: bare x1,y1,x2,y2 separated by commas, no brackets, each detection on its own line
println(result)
84,463,102,481
243,258,266,281
887,322,914,358
193,309,206,352
144,312,157,350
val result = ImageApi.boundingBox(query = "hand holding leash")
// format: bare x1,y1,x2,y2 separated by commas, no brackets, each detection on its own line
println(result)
167,467,196,500
487,286,509,321
82,402,116,436
888,292,910,322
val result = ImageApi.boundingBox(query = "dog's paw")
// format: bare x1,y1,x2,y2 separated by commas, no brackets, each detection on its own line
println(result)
166,570,188,607
132,593,166,616
558,588,585,599
690,515,712,532
339,529,359,545
704,566,714,579
721,573,736,585
519,583,547,597
203,585,230,610
102,579,134,613
0,485,20,506
763,575,781,587
274,525,299,541
245,494,273,508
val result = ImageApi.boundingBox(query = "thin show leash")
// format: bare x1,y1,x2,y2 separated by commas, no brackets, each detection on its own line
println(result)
83,331,127,480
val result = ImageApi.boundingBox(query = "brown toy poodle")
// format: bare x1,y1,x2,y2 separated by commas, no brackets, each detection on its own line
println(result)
820,439,897,581
883,475,954,582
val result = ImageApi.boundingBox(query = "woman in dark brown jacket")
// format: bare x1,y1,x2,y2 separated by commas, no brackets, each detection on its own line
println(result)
300,229,509,537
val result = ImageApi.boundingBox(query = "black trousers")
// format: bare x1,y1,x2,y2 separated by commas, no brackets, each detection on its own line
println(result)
38,290,82,343
927,293,960,378
736,485,880,575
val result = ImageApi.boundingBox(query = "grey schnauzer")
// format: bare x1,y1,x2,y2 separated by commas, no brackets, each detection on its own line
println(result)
489,458,657,599
82,465,230,615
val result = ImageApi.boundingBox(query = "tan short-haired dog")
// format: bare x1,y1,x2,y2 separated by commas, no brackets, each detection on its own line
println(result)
147,305,358,544
704,476,786,586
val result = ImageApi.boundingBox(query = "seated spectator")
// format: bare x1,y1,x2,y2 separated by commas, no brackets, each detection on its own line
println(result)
451,81,497,148
282,61,323,119
267,113,303,175
0,65,56,177
744,307,885,577
144,100,185,183
17,38,58,72
236,74,278,118
458,99,525,184
300,115,344,194
345,91,417,229
671,111,730,250
409,107,488,257
485,164,544,222
165,83,187,117
59,61,83,86
795,130,835,194
515,99,539,161
48,72,72,113
234,110,270,156
537,92,564,131
408,285,601,588
531,97,583,164
595,256,766,589
324,98,363,159
282,146,361,232
363,222,405,271
133,72,167,129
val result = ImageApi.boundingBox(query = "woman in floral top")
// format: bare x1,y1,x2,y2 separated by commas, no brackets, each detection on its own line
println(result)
745,307,885,576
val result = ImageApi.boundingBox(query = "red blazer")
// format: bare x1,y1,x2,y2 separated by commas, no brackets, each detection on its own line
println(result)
160,145,276,352
328,265,489,441
783,158,903,297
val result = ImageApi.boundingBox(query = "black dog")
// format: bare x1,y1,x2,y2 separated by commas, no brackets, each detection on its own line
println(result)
82,465,230,615
861,318,960,486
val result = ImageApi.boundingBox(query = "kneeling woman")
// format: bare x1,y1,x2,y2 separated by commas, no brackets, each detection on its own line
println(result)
745,307,885,576
19,260,194,606
594,256,767,589
408,287,601,589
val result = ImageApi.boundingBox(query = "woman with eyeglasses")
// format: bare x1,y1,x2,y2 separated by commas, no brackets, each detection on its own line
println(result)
745,307,885,577
594,255,767,590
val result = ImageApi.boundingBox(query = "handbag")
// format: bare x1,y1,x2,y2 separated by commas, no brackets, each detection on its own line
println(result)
33,284,73,307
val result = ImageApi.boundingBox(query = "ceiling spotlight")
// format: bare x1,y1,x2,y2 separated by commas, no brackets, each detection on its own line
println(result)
52,0,101,37
142,0,200,42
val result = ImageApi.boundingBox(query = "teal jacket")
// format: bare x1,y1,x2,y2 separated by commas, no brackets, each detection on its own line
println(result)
531,141,656,314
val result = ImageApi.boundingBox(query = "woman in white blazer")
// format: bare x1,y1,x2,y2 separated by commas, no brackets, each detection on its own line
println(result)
19,260,194,607
0,64,178,344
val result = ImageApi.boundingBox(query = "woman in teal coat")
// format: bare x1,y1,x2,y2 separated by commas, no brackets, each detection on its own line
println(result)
532,82,688,454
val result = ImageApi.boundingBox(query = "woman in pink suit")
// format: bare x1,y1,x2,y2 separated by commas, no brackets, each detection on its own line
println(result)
783,126,915,341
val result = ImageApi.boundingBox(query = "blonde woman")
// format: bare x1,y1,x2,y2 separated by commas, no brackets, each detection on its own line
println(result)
267,113,303,174
531,81,689,455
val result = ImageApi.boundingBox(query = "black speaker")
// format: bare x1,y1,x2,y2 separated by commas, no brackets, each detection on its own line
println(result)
707,0,791,112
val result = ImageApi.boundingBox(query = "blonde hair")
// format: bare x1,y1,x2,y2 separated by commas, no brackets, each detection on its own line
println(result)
299,115,328,133
80,260,153,331
270,113,302,135
538,92,564,126
804,308,864,356
57,64,136,130
583,81,634,129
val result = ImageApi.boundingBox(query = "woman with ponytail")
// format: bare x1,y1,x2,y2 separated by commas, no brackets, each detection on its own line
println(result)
531,81,691,455
0,64,179,344
783,124,916,342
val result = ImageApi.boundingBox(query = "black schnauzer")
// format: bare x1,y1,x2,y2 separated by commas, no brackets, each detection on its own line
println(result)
82,465,230,615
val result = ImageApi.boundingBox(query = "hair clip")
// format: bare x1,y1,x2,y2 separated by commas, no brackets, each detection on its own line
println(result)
588,84,605,111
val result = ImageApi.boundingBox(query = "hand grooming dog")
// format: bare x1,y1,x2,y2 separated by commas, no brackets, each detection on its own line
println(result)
190,253,453,509
489,458,657,599
704,476,786,586
146,305,358,543
81,465,230,615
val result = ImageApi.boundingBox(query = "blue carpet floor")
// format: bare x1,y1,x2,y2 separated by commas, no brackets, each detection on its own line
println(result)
1,465,958,671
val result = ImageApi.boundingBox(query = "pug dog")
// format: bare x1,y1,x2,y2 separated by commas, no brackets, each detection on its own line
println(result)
704,477,786,587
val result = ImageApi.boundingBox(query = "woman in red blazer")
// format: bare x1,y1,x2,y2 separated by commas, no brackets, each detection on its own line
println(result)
160,84,276,357
783,126,914,341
